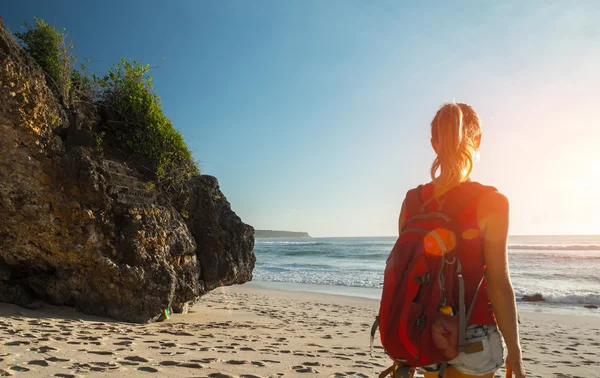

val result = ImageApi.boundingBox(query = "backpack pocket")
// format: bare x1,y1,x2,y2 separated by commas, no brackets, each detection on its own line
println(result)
431,311,459,359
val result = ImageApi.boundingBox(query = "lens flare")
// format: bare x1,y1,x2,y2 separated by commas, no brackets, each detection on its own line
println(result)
423,228,456,256
462,228,479,240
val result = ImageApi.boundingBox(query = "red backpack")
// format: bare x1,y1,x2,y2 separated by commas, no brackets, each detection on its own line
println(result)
371,182,496,378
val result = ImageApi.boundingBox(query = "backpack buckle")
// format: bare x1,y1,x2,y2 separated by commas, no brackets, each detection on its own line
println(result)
413,273,430,284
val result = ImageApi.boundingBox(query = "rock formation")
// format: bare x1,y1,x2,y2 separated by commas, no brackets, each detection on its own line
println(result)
254,230,311,238
0,22,254,323
520,293,545,302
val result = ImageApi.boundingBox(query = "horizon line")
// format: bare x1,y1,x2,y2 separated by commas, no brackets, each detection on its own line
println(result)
303,234,600,239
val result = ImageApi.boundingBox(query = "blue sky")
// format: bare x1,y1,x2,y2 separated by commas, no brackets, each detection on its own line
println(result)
4,1,600,236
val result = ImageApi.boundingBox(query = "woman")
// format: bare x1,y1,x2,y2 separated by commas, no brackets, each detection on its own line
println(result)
397,103,525,377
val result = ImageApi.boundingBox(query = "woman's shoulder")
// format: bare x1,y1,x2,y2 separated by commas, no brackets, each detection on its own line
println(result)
476,185,509,228
476,184,508,210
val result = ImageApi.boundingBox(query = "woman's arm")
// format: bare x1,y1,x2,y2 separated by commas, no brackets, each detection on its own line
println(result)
478,191,525,377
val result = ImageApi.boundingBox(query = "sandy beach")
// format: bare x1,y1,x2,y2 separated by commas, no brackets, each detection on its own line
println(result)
1,285,599,377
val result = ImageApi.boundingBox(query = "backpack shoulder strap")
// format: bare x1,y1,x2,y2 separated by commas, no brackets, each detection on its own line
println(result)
404,185,424,218
443,182,497,216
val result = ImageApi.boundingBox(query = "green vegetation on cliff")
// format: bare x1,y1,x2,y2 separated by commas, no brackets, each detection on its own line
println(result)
255,230,311,238
14,17,198,195
14,17,74,104
93,59,199,192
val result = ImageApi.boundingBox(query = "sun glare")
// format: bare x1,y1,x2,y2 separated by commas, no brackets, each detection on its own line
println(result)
423,228,457,256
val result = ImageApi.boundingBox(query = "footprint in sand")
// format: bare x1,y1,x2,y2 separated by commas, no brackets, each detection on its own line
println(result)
190,358,220,364
119,361,140,366
159,361,180,366
159,351,185,356
124,356,149,363
335,356,352,361
87,350,114,356
113,340,133,346
302,361,321,367
177,362,204,369
10,366,30,373
217,345,237,350
91,362,119,369
28,360,50,367
137,367,159,373
225,359,250,365
340,372,369,378
208,373,235,378
292,365,319,373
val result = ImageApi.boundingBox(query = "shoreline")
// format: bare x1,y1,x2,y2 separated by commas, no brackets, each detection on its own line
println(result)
1,285,599,377
245,280,600,317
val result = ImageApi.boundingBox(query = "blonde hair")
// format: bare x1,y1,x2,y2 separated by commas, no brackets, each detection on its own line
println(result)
430,102,481,198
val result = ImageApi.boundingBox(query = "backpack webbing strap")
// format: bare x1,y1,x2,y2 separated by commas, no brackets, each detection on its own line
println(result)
379,364,396,378
457,261,467,354
379,363,414,378
378,363,413,378
394,366,412,377
404,185,424,220
458,263,487,354
438,362,448,378
466,268,487,323
369,316,379,356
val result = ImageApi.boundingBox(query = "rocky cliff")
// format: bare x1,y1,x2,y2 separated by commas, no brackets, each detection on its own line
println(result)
0,22,255,322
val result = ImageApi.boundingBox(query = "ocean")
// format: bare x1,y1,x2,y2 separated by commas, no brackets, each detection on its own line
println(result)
251,235,600,316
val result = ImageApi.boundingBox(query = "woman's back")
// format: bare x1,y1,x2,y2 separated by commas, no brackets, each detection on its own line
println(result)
393,102,525,377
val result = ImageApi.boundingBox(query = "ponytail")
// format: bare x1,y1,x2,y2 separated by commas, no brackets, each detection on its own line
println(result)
430,103,481,198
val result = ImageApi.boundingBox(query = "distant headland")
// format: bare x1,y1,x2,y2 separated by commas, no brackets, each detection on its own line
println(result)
255,230,311,238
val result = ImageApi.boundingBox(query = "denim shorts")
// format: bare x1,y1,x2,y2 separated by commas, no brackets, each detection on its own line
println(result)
422,325,504,375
